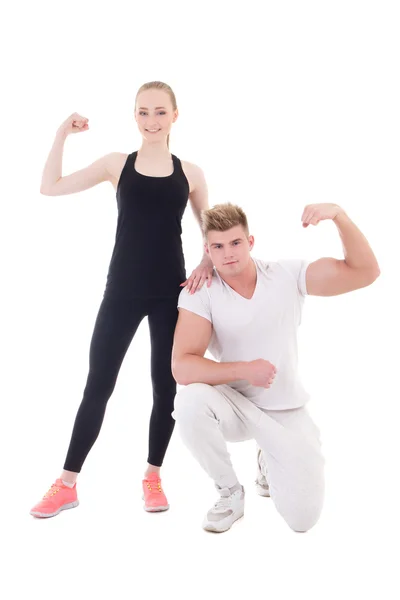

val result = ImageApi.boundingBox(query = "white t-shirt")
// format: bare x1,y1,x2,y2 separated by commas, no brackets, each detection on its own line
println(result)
178,258,310,410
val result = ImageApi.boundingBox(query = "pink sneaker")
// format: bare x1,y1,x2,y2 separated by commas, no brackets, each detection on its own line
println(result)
30,479,79,518
142,473,169,512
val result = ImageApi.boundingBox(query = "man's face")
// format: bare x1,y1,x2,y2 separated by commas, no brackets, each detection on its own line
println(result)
205,225,254,278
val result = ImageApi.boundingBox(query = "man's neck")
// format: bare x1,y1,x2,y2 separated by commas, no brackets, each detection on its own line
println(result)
218,258,257,298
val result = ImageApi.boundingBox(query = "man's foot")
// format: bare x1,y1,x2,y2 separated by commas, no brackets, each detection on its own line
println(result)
30,479,79,518
255,447,270,497
142,473,169,512
202,486,245,533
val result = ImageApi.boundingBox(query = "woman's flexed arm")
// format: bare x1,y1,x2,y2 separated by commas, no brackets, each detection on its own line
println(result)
40,113,121,196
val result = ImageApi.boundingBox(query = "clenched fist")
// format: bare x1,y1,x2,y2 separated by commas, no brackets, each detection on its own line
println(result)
301,203,344,227
243,359,277,388
57,113,89,137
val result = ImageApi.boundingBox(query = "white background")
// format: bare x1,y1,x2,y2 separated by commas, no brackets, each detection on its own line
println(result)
1,1,399,598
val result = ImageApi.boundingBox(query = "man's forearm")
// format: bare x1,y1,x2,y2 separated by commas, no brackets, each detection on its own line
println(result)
334,210,380,273
173,354,247,386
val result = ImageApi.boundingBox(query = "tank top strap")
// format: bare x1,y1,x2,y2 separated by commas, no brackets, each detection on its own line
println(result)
171,154,186,179
130,151,138,173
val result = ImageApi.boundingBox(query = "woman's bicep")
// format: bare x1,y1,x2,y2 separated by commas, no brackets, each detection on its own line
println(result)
41,153,123,196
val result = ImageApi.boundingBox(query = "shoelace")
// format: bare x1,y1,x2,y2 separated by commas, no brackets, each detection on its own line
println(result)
145,479,163,494
43,483,61,499
213,496,232,512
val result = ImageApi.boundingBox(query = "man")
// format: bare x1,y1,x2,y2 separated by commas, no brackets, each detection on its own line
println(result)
171,202,380,533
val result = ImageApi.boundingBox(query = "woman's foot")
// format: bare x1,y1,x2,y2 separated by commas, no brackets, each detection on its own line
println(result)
30,479,79,518
142,472,169,512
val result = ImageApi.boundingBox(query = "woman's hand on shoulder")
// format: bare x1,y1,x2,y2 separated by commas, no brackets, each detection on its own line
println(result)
180,255,214,294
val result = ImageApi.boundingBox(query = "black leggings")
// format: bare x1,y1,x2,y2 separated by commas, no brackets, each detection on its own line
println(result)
63,295,179,473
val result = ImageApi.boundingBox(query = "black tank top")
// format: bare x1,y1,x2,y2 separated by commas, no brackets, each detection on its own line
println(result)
104,151,190,298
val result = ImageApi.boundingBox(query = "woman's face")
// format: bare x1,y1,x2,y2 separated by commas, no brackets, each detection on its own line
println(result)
135,89,178,143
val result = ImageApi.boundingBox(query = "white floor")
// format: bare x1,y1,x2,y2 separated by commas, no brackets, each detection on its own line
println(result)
6,366,398,599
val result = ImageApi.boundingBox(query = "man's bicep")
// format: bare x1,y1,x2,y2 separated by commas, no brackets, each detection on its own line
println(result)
172,308,212,360
306,257,367,296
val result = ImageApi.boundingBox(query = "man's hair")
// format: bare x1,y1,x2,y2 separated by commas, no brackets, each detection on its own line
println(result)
201,203,249,238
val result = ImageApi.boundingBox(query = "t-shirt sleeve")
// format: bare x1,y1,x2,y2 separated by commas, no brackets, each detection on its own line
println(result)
177,286,212,322
278,259,309,296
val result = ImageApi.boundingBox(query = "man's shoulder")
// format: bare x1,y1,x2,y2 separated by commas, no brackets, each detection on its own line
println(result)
178,277,215,308
178,283,211,304
254,257,279,277
177,280,215,322
255,258,309,296
178,270,225,315
255,257,307,274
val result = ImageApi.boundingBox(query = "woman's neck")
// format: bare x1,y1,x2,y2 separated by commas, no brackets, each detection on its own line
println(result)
138,141,171,160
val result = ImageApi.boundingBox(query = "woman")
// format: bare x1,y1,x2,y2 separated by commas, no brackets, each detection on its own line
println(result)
30,81,212,517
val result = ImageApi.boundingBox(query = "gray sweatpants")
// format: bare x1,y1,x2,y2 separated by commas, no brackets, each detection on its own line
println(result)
173,383,325,532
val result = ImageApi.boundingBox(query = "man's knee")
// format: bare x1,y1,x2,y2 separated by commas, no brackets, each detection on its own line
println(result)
273,468,325,533
284,502,323,533
276,479,324,533
173,383,213,422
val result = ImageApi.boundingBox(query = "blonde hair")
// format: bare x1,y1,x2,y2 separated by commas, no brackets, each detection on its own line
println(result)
135,81,177,148
201,203,250,238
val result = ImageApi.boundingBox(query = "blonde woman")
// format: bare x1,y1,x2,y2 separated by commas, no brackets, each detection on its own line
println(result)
30,82,212,518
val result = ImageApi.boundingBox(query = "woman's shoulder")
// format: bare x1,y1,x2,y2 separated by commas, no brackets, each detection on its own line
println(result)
105,151,129,170
105,152,130,188
180,159,204,176
109,151,130,167
180,160,206,193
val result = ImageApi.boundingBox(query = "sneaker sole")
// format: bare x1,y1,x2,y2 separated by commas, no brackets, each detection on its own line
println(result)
255,484,270,497
144,505,170,512
203,510,244,533
142,495,169,512
30,500,79,518
257,447,270,497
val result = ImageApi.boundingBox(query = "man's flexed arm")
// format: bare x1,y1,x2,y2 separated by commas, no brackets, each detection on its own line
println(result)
171,309,276,388
303,203,380,296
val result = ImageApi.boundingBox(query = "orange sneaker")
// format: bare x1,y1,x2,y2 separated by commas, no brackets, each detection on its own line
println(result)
30,479,79,518
142,473,169,512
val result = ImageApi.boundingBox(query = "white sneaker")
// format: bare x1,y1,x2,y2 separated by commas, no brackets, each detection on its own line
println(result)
202,486,245,533
255,446,270,497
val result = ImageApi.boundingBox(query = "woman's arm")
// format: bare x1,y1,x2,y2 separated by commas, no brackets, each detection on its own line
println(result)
40,112,125,196
181,161,214,293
